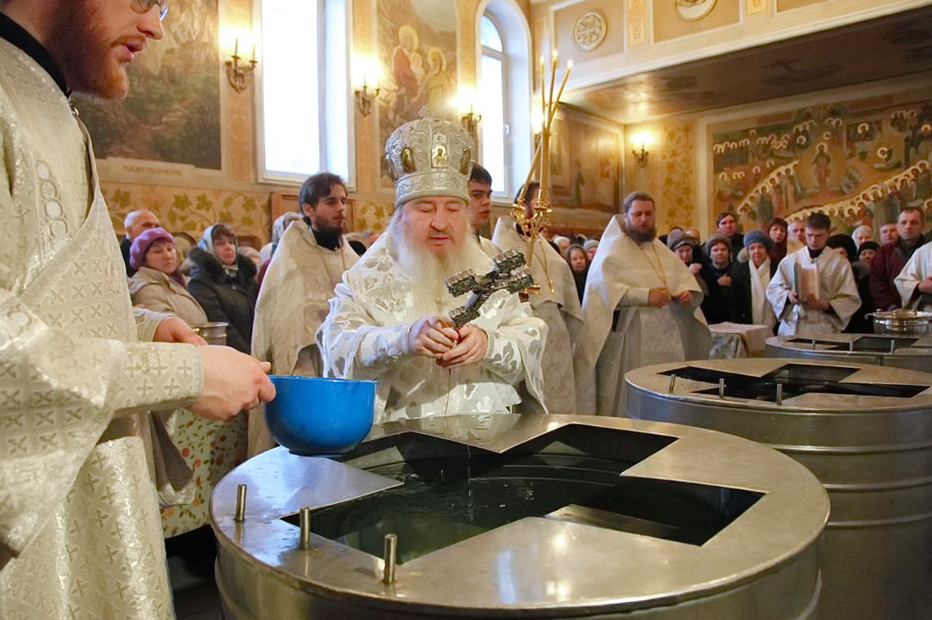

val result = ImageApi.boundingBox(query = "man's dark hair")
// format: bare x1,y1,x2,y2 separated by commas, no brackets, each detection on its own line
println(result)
806,213,831,230
298,172,345,212
716,211,737,226
470,164,492,186
622,191,654,214
899,207,923,220
515,181,540,204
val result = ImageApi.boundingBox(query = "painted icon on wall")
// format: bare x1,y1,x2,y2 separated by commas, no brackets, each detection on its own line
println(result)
674,0,717,21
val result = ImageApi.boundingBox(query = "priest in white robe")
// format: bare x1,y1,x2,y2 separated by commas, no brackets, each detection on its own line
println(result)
767,213,860,336
493,184,583,413
250,173,358,454
318,116,546,423
574,192,709,416
0,4,274,619
895,242,932,310
468,164,501,257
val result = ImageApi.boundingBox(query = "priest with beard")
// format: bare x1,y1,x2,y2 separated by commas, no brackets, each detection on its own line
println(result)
318,116,547,423
574,192,709,416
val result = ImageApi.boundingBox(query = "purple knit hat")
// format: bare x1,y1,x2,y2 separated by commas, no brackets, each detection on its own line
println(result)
130,227,175,270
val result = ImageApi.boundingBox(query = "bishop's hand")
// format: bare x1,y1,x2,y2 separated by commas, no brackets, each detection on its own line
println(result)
438,323,489,369
407,315,460,358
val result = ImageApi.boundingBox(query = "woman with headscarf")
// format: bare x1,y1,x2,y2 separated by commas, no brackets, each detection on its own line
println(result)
827,233,872,333
700,234,738,324
187,223,259,353
732,230,778,331
128,228,209,328
564,243,589,302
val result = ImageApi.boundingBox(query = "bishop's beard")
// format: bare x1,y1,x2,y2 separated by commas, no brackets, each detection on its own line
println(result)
389,217,491,315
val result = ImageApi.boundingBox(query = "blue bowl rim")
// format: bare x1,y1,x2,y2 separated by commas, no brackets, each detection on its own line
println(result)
269,375,377,387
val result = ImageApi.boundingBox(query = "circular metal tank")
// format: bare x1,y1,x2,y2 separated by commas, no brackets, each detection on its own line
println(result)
766,333,932,373
211,414,828,620
626,359,932,620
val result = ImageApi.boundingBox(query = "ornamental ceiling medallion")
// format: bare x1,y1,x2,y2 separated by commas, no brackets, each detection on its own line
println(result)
573,10,607,52
674,0,717,21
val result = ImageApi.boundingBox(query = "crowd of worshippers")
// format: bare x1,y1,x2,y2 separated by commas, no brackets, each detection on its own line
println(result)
120,115,932,427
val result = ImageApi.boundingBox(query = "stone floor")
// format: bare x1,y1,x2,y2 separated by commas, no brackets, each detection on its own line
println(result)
166,526,223,620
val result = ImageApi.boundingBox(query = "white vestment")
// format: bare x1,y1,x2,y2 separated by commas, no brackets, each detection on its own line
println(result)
250,223,358,454
493,218,583,413
767,246,860,336
0,39,202,619
751,259,777,329
574,216,709,416
318,230,547,423
895,243,932,309
477,235,500,258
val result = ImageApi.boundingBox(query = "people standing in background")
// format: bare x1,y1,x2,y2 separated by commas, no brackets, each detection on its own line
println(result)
667,230,707,297
716,212,744,258
583,239,599,262
870,208,926,311
827,233,872,333
188,224,259,353
251,172,359,454
732,230,777,331
767,213,860,336
575,192,708,416
788,219,806,245
128,228,208,327
494,182,583,414
700,234,737,324
121,209,161,276
468,164,499,257
852,224,874,250
879,221,900,246
565,243,589,302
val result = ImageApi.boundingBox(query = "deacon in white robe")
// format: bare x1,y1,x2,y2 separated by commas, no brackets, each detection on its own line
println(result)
895,243,932,310
767,214,860,336
493,216,583,413
467,164,502,258
574,193,709,416
250,174,358,454
0,10,276,620
319,115,546,423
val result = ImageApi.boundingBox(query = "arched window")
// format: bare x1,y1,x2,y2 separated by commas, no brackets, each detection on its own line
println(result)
478,1,531,198
256,0,351,184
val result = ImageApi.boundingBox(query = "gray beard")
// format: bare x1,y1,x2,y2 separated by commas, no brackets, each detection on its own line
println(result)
389,216,490,315
625,223,657,244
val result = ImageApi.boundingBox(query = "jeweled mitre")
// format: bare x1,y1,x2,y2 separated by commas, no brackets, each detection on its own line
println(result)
385,113,475,208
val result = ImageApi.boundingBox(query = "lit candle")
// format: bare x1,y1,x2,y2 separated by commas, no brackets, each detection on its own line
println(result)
251,44,256,63
233,38,239,59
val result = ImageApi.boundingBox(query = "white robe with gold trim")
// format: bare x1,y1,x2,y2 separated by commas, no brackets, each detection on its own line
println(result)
492,218,583,413
250,223,357,454
318,230,547,423
0,39,202,619
573,216,709,416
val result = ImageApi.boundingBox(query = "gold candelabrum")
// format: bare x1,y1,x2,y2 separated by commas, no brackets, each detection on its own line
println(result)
511,51,573,295
225,39,257,94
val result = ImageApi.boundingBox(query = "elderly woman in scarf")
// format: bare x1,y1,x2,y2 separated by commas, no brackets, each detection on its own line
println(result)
187,223,259,353
128,228,209,327
732,230,778,331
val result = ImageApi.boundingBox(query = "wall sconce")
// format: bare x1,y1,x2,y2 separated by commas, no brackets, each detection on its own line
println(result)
354,56,381,117
226,38,256,94
457,89,482,136
631,131,653,168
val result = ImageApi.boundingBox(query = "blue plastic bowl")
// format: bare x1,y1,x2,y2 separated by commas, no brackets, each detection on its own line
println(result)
265,376,377,456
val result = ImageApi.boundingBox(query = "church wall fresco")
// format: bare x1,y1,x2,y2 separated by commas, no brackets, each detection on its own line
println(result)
377,0,459,188
550,109,624,214
708,91,932,233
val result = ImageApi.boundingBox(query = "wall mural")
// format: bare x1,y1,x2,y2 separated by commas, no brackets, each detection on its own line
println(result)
75,0,222,170
551,112,622,213
377,0,458,187
711,98,932,232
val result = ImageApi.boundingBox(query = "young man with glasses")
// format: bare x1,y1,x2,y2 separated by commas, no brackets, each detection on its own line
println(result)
0,2,275,618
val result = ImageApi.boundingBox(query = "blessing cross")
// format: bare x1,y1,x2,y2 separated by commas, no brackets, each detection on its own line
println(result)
444,249,533,327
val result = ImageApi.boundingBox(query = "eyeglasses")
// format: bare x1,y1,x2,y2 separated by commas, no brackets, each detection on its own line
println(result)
131,0,169,21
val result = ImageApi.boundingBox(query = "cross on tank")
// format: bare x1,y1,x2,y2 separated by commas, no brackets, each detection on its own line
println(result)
659,362,928,402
